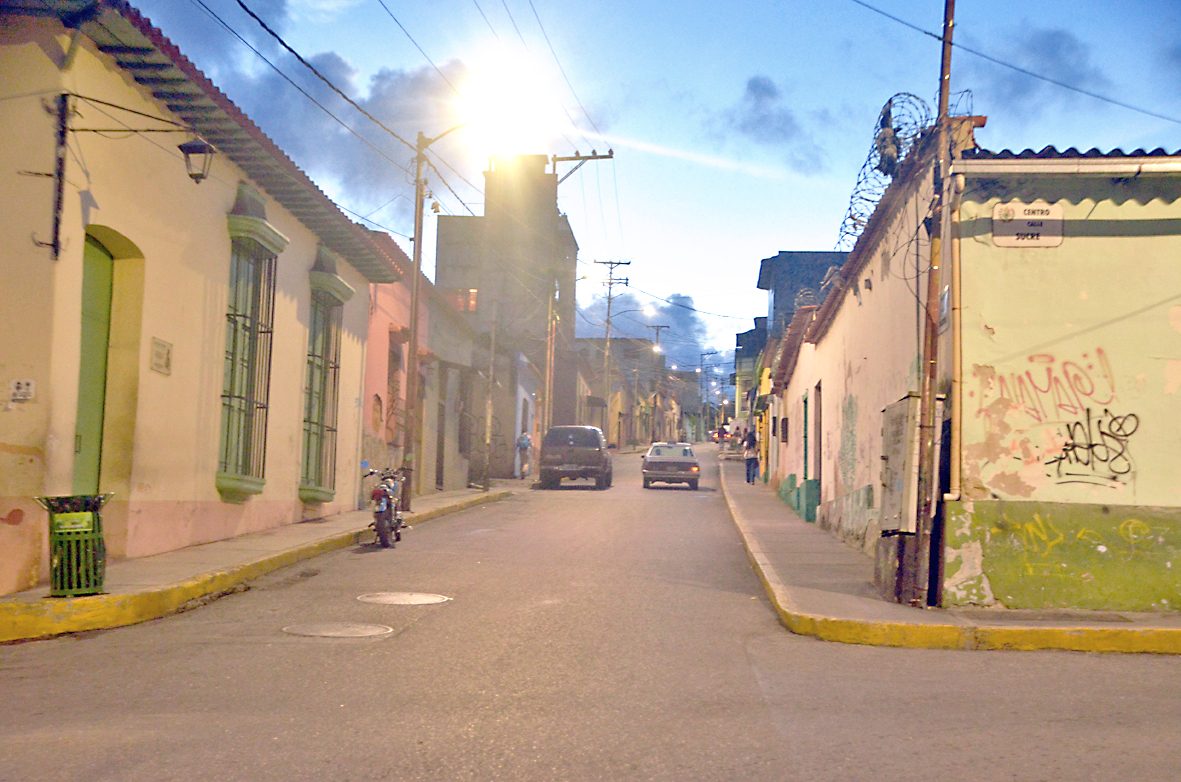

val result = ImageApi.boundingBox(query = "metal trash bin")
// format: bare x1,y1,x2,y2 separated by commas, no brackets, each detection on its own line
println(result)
35,494,111,597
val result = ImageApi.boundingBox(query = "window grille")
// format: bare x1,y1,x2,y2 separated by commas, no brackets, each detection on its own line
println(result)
301,290,342,493
219,237,276,486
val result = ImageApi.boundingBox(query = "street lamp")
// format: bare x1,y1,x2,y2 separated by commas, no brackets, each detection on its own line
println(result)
404,125,465,509
601,304,653,439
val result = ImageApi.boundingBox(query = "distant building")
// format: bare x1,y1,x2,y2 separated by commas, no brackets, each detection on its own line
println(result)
757,251,847,337
435,155,579,429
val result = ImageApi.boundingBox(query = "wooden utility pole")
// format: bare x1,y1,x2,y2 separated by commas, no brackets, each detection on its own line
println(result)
404,125,463,510
596,260,630,437
911,0,956,606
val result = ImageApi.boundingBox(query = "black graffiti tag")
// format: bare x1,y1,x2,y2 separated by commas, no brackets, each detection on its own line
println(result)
1045,408,1139,486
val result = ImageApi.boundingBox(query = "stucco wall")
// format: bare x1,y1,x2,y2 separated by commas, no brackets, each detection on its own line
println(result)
775,168,933,550
945,178,1181,608
0,19,371,592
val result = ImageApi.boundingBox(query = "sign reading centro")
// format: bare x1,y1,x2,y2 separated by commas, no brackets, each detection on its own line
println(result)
992,200,1064,247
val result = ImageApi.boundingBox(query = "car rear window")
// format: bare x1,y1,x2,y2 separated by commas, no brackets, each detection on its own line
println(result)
649,445,694,457
544,428,600,448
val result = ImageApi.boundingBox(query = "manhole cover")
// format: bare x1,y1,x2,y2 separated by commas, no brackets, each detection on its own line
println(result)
357,592,452,605
282,622,393,637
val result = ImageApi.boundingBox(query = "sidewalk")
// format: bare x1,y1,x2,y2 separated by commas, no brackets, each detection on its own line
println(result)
718,458,1181,654
0,481,528,643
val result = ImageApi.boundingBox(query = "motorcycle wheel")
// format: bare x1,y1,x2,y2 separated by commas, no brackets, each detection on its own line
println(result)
375,513,392,548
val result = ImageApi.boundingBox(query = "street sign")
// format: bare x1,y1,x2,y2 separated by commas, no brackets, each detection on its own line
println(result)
992,200,1064,247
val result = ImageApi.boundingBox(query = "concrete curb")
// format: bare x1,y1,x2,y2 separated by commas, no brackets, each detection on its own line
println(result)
0,490,513,644
718,464,1181,654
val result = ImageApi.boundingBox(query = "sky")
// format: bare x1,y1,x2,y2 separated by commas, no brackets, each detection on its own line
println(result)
134,0,1181,372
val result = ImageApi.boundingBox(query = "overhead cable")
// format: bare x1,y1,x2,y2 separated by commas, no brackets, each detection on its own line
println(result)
188,0,411,175
848,0,1181,127
374,0,461,96
235,0,417,151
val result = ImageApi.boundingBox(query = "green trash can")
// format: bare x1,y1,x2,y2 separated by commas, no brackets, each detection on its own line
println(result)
35,494,111,597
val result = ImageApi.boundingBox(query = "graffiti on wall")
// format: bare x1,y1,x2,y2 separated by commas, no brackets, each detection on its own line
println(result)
1044,407,1139,487
971,347,1139,493
987,349,1115,424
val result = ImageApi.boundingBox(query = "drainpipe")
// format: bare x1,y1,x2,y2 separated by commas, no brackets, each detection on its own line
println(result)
944,173,965,502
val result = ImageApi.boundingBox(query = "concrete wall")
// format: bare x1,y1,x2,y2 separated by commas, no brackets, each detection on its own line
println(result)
773,168,932,551
0,18,370,593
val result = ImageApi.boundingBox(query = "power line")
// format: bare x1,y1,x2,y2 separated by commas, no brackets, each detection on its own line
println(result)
470,0,501,40
188,0,411,176
499,0,531,51
337,203,413,240
625,285,748,320
374,0,461,96
525,0,603,139
235,0,417,152
848,0,1181,127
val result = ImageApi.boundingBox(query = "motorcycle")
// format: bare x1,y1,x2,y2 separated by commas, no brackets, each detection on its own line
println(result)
364,468,406,548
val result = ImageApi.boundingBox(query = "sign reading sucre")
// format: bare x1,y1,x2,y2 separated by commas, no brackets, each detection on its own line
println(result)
992,200,1064,247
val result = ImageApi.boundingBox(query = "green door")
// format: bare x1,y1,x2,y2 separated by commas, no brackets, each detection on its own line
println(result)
73,237,113,495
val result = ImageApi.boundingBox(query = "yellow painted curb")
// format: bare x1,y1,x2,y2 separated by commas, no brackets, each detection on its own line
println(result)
718,464,1181,655
0,490,513,644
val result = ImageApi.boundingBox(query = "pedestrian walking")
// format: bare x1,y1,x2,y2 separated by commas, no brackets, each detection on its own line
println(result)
516,431,532,479
743,431,759,484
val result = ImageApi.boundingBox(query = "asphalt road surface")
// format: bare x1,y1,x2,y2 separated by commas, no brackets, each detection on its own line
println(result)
2,446,1180,781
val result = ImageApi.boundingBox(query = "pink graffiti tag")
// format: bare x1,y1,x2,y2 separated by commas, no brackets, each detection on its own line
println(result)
982,348,1116,425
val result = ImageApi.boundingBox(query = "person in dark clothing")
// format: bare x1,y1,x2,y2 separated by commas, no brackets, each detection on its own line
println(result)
743,431,759,484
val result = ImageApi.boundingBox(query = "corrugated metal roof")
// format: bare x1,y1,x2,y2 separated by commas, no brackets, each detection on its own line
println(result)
5,0,405,283
964,146,1181,160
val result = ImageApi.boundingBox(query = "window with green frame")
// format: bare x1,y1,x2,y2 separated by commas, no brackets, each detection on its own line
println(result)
300,290,342,502
217,236,278,501
301,247,355,504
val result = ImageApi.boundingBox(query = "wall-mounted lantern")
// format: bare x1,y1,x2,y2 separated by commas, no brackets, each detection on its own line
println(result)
177,138,215,183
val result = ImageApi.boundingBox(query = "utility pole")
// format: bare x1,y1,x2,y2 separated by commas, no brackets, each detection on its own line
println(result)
646,325,669,444
912,0,956,606
543,286,557,433
596,259,630,439
551,150,614,184
537,151,612,434
404,125,464,511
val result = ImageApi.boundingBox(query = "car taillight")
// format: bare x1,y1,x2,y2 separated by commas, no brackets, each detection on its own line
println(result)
691,465,699,472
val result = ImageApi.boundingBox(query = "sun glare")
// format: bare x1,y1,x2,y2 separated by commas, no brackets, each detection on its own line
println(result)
456,48,567,156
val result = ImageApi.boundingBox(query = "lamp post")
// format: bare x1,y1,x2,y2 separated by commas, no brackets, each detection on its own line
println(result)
404,125,464,510
646,325,669,444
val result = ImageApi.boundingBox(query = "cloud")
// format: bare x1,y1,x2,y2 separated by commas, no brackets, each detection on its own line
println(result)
136,1,477,227
1162,43,1181,97
961,28,1112,121
714,76,827,174
576,292,715,371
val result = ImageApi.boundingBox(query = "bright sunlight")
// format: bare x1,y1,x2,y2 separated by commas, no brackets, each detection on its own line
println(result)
455,47,569,157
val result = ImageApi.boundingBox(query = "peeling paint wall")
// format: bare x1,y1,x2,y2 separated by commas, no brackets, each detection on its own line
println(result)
772,165,932,546
944,499,1181,610
948,174,1181,609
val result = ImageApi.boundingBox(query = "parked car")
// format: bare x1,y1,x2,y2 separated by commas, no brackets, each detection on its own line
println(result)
642,442,700,490
538,425,613,489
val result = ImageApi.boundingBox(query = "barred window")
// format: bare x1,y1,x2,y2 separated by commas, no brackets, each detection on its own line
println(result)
218,237,277,498
301,290,342,499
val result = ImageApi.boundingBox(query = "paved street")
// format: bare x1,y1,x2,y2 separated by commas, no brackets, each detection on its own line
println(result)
2,449,1181,781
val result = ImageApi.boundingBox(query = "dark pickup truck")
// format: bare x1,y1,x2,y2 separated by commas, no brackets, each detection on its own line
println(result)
538,426,613,489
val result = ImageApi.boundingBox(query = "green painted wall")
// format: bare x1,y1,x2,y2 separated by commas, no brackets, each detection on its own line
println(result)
944,500,1181,611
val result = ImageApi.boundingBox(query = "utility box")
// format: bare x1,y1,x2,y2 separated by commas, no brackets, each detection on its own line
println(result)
36,494,111,597
879,395,920,535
